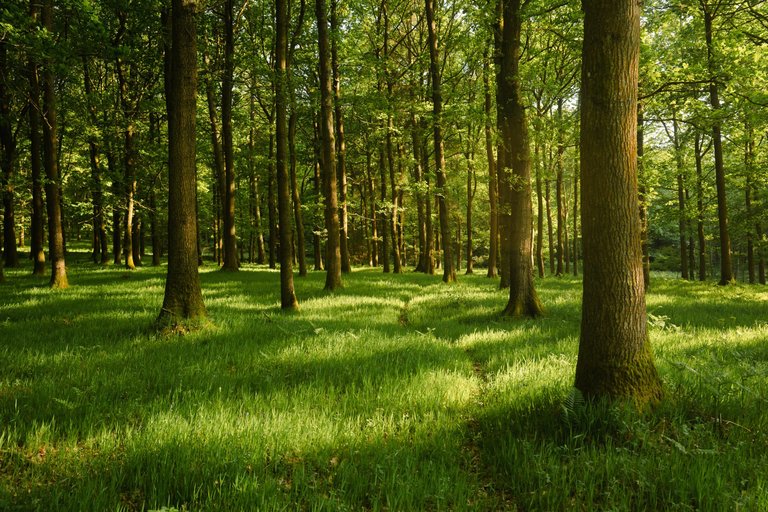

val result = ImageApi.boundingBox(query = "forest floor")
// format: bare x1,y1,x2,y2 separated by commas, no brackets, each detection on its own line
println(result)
1,255,768,511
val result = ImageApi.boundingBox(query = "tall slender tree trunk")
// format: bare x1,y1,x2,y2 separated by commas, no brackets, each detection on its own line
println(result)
221,0,239,271
546,177,555,274
331,0,351,273
83,59,109,265
703,8,733,285
499,0,542,317
41,0,67,289
365,146,378,267
484,45,499,279
695,132,707,281
575,0,661,404
289,110,306,275
276,0,298,309
637,106,650,288
159,0,206,325
109,150,122,266
27,30,46,275
426,0,455,283
555,99,565,277
378,143,390,272
267,133,278,269
745,124,755,284
317,0,342,290
572,156,579,276
535,143,545,278
0,42,19,269
465,134,475,275
411,111,428,273
673,118,688,280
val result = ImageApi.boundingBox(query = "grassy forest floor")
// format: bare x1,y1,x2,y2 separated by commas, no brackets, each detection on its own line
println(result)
1,254,768,511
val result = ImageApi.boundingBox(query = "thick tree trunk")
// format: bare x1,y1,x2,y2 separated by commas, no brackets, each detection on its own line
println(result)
221,0,239,271
499,0,542,317
276,0,298,309
27,39,46,275
41,0,67,289
426,0,456,283
159,0,206,324
704,9,733,285
484,46,499,279
575,0,661,404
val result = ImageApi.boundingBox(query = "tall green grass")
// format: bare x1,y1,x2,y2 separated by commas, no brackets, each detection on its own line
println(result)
1,259,767,510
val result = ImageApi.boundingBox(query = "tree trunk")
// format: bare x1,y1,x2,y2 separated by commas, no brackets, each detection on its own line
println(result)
637,106,650,288
276,0,298,309
745,124,755,284
267,133,278,269
27,32,46,275
535,142,545,278
312,122,324,271
703,8,733,285
465,133,475,275
695,132,707,281
109,150,122,266
484,45,499,279
575,0,661,404
289,109,306,275
221,0,239,271
411,111,427,273
555,99,565,277
499,0,542,317
426,0,456,283
365,146,378,267
317,0,342,290
159,0,206,324
378,143,390,272
331,0,351,274
0,42,19,269
41,0,67,289
82,58,109,265
572,155,579,276
546,176,555,275
673,117,688,280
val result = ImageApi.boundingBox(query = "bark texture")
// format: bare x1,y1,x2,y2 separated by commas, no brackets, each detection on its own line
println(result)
575,0,661,405
159,0,206,324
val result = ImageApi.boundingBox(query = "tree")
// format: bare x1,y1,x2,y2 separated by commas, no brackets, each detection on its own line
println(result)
221,0,239,271
425,0,455,283
276,0,299,309
159,0,206,325
498,0,542,318
575,0,662,404
41,0,67,289
316,0,342,290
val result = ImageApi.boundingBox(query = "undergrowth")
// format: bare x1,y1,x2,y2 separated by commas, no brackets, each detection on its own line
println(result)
1,258,767,510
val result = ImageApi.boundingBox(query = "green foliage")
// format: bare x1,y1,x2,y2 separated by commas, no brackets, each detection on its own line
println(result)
2,259,768,510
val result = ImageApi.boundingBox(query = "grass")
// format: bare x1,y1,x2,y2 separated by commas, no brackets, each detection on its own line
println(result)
1,254,768,511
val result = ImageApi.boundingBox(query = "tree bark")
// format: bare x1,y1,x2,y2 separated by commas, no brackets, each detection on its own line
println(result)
331,0,351,273
637,106,650,288
575,0,661,404
465,130,475,275
673,117,688,280
695,132,707,281
572,154,579,276
484,45,499,279
275,0,299,309
426,0,456,283
317,0,342,290
555,99,565,277
159,0,206,325
221,0,239,271
27,29,46,275
499,0,542,317
41,0,67,288
535,142,545,277
745,124,755,284
703,8,733,284
0,42,19,269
